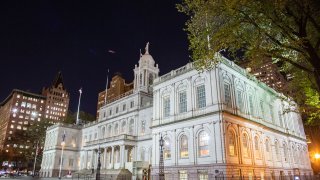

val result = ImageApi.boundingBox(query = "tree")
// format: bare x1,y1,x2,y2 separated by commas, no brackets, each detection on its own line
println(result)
177,0,320,122
64,110,95,124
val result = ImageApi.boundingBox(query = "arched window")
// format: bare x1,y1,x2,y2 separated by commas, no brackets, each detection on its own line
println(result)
254,136,260,158
129,119,134,135
236,88,244,112
107,125,112,137
265,139,270,152
164,137,171,159
121,121,126,134
198,131,210,157
141,148,146,161
178,91,187,113
149,73,154,85
141,120,146,134
242,133,249,157
224,82,231,106
275,141,280,161
101,127,106,138
283,143,288,162
180,135,188,158
228,130,236,156
114,123,119,136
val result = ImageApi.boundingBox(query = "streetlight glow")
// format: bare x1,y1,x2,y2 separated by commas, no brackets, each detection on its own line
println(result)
315,153,320,159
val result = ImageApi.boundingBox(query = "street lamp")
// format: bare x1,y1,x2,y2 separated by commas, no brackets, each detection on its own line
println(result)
32,141,39,177
159,134,165,180
59,131,66,179
95,146,104,180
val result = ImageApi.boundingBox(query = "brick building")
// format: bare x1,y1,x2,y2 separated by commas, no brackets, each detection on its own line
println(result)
96,73,133,118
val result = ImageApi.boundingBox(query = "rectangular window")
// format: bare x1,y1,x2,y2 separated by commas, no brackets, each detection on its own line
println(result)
198,170,208,180
69,159,74,167
163,97,170,117
269,104,274,123
21,102,26,107
109,109,112,116
179,91,187,113
224,83,231,106
278,111,283,127
236,89,243,112
248,95,254,115
116,107,119,113
179,170,188,180
123,104,126,111
260,100,264,119
130,101,134,108
196,85,206,109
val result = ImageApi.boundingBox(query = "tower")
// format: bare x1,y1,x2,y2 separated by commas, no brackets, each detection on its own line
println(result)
133,42,159,92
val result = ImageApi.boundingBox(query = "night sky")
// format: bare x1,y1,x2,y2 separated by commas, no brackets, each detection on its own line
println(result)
1,0,190,115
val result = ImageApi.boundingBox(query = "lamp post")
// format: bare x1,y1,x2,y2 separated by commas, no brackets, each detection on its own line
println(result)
59,131,66,179
32,141,39,177
95,146,104,180
159,135,165,180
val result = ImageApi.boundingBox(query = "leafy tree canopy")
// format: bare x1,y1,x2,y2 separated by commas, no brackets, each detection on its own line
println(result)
177,0,320,123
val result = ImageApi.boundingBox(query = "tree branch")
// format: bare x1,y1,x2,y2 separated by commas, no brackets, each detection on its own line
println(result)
268,53,314,73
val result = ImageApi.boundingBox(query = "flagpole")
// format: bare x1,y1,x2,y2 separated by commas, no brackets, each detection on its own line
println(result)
104,69,109,105
58,131,66,180
76,88,82,125
32,140,39,177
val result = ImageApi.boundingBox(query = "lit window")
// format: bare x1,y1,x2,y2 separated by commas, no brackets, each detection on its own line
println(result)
10,125,14,129
164,138,171,159
198,131,209,156
228,131,236,156
17,95,20,98
198,170,208,180
180,135,188,158
179,170,188,180
163,97,170,117
17,125,21,130
21,102,26,107
242,133,249,157
196,85,206,109
178,91,187,113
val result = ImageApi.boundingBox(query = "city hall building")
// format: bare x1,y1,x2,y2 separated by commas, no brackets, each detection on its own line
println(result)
40,44,312,179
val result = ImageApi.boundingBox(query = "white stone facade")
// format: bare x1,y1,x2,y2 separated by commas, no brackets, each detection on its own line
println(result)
40,48,312,179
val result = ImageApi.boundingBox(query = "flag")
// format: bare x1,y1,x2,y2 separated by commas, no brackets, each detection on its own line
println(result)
108,49,116,54
62,130,66,142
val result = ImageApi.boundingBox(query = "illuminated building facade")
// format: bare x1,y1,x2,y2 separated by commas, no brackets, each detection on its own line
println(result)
40,45,312,179
0,72,69,156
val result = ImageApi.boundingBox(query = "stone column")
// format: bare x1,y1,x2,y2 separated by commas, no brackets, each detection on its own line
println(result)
111,146,114,169
85,151,88,169
120,145,125,168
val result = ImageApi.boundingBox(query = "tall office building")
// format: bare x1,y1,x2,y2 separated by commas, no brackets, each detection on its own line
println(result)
239,58,288,94
0,72,70,157
42,72,69,122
